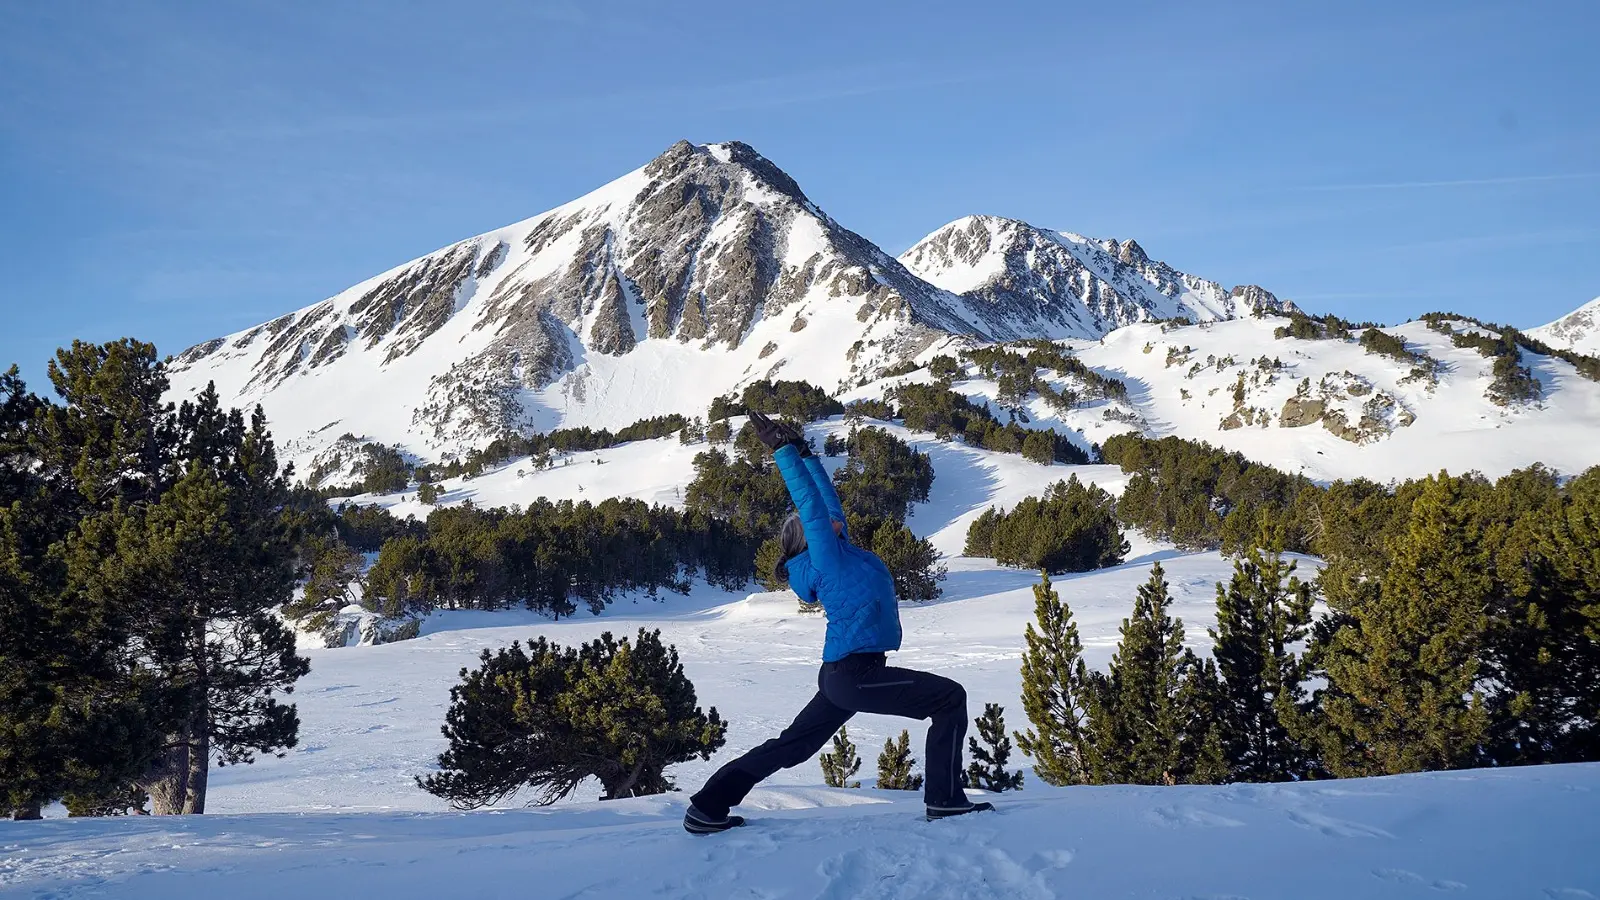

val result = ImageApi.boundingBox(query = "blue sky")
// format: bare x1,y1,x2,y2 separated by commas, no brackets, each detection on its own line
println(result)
2,0,1597,385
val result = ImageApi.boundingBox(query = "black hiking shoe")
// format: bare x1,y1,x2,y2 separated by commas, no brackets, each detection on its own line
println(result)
684,804,746,835
926,801,995,822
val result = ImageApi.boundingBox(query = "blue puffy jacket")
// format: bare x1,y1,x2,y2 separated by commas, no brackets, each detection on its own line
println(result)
773,444,903,662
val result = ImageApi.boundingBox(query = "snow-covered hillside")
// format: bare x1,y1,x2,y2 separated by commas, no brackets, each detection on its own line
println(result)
1533,296,1600,356
359,417,1130,558
1021,317,1600,483
6,764,1597,899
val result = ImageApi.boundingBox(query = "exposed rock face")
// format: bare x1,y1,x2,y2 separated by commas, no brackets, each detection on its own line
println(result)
1273,372,1414,444
900,215,1290,340
1279,397,1326,428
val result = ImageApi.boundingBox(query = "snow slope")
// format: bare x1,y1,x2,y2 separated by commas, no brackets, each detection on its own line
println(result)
200,552,1219,815
4,764,1597,899
1532,295,1600,356
1020,317,1600,483
359,417,1131,558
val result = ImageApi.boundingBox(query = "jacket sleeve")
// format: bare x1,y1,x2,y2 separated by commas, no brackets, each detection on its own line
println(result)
774,444,844,573
803,455,849,537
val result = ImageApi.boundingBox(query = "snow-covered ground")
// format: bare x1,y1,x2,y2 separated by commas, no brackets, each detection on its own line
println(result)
5,763,1597,898
203,551,1219,816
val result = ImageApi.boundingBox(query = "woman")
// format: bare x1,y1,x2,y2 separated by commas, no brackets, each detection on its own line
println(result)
684,412,992,834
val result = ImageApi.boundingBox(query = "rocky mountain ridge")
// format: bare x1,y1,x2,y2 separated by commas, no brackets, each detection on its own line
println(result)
899,214,1292,340
163,140,1600,480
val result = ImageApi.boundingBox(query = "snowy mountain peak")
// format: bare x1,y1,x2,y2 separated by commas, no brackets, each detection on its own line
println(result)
899,215,1291,341
1530,296,1600,356
167,140,982,463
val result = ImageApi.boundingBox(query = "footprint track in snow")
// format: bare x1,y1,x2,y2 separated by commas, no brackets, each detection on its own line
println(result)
1150,805,1246,828
1286,810,1392,839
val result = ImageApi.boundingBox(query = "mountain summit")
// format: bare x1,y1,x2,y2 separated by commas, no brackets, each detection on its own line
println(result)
899,215,1291,340
169,140,996,456
1530,295,1600,356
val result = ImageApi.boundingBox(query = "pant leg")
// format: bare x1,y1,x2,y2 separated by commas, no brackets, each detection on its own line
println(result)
820,656,971,808
689,688,853,818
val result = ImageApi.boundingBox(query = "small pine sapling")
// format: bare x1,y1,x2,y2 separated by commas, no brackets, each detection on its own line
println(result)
876,730,924,791
965,703,1024,792
819,725,862,788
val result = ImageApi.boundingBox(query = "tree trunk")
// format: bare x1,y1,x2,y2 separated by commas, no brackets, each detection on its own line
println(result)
177,605,210,814
600,759,645,801
142,739,191,816
182,726,208,814
12,802,42,820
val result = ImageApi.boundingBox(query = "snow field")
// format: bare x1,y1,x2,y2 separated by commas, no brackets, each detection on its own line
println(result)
5,764,1597,899
201,551,1231,815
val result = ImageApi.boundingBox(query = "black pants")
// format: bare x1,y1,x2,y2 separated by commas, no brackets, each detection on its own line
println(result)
690,653,972,816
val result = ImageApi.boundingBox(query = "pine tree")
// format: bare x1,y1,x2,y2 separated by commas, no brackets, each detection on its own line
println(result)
1477,467,1600,764
2,348,170,817
965,703,1024,791
820,725,862,788
754,536,786,591
1095,562,1210,784
1209,538,1317,781
875,729,923,790
1515,468,1600,761
869,521,945,602
1021,431,1054,466
284,535,363,632
1015,571,1102,785
420,629,726,807
1318,474,1490,776
4,346,312,816
1182,656,1233,785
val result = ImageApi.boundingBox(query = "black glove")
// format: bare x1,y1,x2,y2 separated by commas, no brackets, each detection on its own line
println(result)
749,411,786,451
777,422,812,456
749,412,811,456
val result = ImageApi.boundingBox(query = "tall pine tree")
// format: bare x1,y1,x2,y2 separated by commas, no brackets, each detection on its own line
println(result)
1482,467,1600,763
1015,571,1102,785
4,342,310,815
1,361,158,819
1094,562,1214,784
1209,539,1317,781
1317,474,1490,776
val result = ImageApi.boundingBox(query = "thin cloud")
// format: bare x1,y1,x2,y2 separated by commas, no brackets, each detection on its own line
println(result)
1378,228,1596,254
1300,172,1600,191
196,65,998,143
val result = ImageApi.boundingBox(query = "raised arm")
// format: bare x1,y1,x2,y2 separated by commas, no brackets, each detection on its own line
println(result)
773,444,844,572
802,455,848,539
